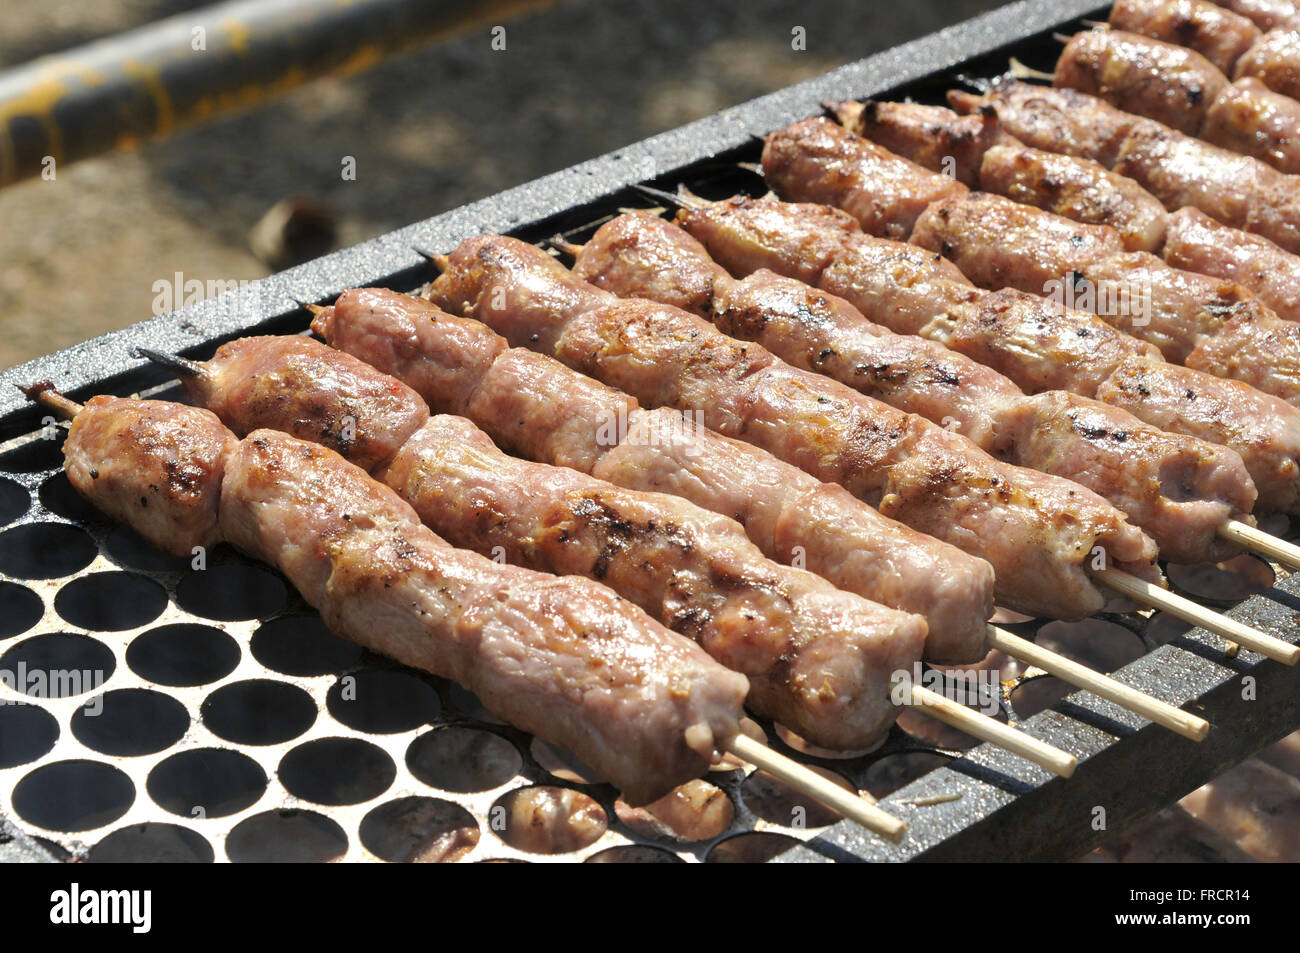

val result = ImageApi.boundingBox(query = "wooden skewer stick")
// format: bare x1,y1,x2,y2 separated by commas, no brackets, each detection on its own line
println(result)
725,733,906,842
984,625,1208,741
1219,519,1300,571
1095,568,1300,665
1007,57,1056,83
23,382,908,843
897,681,1078,778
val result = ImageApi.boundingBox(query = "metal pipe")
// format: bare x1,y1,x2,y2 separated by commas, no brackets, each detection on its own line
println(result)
0,0,559,187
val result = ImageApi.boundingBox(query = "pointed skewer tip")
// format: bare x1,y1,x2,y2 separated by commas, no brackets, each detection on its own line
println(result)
133,347,205,379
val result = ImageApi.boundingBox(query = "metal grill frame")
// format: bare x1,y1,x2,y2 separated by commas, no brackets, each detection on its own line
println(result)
4,0,1300,863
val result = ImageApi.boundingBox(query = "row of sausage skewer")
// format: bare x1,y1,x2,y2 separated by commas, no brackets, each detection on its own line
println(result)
25,1,1300,847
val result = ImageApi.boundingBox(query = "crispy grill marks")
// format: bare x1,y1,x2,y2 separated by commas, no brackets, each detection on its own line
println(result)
434,234,1161,620
576,212,1256,562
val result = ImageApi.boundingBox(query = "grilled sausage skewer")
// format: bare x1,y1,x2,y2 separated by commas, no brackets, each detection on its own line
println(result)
416,239,1163,620
134,337,934,755
618,189,1300,663
417,234,1300,664
31,385,914,833
833,98,1300,324
648,184,1300,531
555,212,1260,567
265,298,1208,741
1052,28,1300,175
947,80,1300,254
28,387,834,816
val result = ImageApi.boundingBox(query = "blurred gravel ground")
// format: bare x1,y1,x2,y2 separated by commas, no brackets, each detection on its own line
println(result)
0,0,1009,369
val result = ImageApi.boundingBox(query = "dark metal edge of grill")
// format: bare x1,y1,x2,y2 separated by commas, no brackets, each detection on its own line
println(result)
7,0,1298,863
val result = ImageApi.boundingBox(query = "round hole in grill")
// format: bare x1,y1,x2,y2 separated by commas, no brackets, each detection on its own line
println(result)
0,476,29,525
12,760,134,832
326,670,439,734
742,766,856,828
126,623,240,686
531,737,603,785
88,823,214,863
586,845,683,863
773,723,878,760
614,778,733,843
38,472,100,523
71,688,190,756
0,432,65,473
862,751,951,800
705,831,802,863
359,796,479,863
1168,554,1276,605
1035,618,1145,674
407,726,522,793
250,615,363,677
176,563,287,621
1010,675,1072,720
56,572,167,631
226,809,348,863
0,582,44,640
105,525,192,573
0,522,97,578
490,786,607,854
147,748,267,819
0,702,59,768
279,737,395,806
1147,611,1193,646
0,632,115,697
201,679,316,745
446,683,505,724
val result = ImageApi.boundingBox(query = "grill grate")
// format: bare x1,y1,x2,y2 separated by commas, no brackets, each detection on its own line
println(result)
3,0,1300,862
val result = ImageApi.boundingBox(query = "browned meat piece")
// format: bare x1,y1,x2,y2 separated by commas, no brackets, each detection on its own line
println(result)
315,287,997,665
1115,121,1300,253
677,196,1294,515
572,211,1256,562
181,335,428,472
1185,305,1300,403
1110,0,1261,74
675,195,978,336
923,289,1161,397
1236,27,1300,99
762,118,967,240
1054,29,1227,135
220,428,749,805
977,144,1169,252
830,99,1015,187
1216,0,1300,30
1202,77,1300,172
64,396,235,557
1098,353,1300,512
385,415,927,749
948,82,1147,167
950,80,1300,254
433,235,1163,619
313,290,635,474
833,99,1168,251
1164,206,1300,327
596,408,994,662
910,191,1125,296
